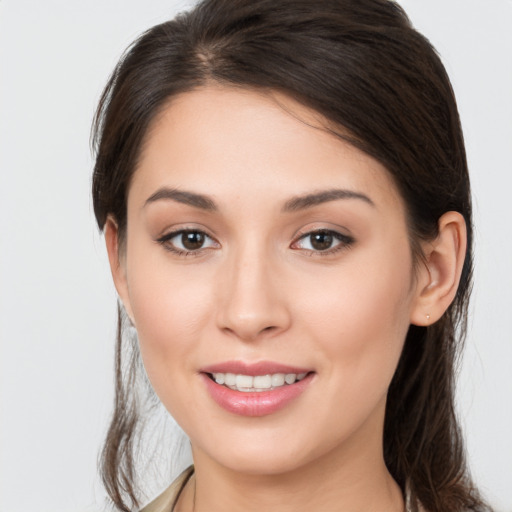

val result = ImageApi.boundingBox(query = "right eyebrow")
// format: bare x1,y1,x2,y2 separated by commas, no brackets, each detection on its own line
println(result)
144,187,218,211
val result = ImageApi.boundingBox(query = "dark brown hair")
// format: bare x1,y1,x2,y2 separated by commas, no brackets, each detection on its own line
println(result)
92,1,490,510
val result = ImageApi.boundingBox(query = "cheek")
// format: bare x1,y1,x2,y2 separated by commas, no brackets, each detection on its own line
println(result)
295,246,413,397
125,248,215,385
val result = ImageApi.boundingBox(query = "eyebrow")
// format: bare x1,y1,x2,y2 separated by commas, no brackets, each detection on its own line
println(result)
144,187,218,211
282,189,375,212
144,187,374,212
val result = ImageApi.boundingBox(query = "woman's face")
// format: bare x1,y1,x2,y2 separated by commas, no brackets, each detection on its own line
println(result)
115,86,425,475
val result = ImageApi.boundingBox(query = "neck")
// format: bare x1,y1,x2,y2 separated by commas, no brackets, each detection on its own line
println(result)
182,463,403,512
176,413,404,512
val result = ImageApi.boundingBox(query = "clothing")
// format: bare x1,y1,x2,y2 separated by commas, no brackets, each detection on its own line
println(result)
140,466,425,512
141,466,194,512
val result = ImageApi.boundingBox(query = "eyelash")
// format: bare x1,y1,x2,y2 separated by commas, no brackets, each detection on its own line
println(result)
156,228,354,257
156,229,219,257
292,229,354,256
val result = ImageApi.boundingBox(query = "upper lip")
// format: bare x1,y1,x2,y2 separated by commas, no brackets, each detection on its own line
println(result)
201,360,313,376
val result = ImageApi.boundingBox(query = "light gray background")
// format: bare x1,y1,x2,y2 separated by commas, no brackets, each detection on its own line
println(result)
1,1,511,510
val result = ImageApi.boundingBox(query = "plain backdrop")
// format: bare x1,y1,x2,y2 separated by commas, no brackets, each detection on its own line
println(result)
1,1,511,511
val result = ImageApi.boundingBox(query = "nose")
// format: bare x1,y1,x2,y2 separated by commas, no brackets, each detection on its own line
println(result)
216,243,291,342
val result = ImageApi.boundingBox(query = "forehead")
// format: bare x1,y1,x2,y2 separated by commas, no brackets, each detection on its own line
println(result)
130,85,405,215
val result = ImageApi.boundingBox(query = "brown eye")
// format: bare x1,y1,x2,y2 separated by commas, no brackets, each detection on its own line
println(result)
310,232,333,251
182,231,205,250
157,229,218,255
292,229,354,254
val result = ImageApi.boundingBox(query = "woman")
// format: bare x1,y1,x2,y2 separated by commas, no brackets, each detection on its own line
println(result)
92,0,491,510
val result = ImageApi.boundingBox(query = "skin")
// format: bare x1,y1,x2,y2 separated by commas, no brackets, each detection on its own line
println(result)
105,86,466,511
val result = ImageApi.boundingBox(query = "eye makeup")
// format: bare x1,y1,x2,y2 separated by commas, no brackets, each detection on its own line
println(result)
155,226,355,259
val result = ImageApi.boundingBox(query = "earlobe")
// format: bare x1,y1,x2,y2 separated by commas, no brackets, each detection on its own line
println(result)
104,217,135,324
410,212,467,326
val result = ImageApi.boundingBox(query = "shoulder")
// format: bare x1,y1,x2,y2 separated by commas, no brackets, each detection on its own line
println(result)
141,466,194,512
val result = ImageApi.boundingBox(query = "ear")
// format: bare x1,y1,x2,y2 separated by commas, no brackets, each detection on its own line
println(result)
104,216,136,325
410,211,467,326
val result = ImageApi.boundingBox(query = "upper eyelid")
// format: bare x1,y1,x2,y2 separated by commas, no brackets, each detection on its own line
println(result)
293,227,353,241
157,226,216,241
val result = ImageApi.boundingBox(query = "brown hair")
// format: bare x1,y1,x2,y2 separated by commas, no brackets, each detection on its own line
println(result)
92,1,490,510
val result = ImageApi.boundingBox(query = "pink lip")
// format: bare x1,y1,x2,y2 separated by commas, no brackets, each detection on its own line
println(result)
200,361,314,417
201,360,311,376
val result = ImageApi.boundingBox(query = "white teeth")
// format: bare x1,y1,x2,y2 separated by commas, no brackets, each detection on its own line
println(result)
271,373,285,387
235,374,253,389
253,375,272,389
211,372,308,392
284,373,297,385
225,373,236,386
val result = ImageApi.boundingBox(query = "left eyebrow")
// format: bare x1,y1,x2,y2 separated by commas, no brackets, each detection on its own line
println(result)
282,188,375,212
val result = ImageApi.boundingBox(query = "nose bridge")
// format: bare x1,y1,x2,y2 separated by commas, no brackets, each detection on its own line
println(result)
216,237,290,341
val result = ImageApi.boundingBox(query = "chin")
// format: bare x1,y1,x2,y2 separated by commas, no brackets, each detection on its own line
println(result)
210,448,314,476
190,421,349,478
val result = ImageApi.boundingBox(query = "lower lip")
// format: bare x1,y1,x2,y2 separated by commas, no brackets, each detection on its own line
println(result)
201,373,314,417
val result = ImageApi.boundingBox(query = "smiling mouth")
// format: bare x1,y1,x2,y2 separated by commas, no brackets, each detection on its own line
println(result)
206,372,310,392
